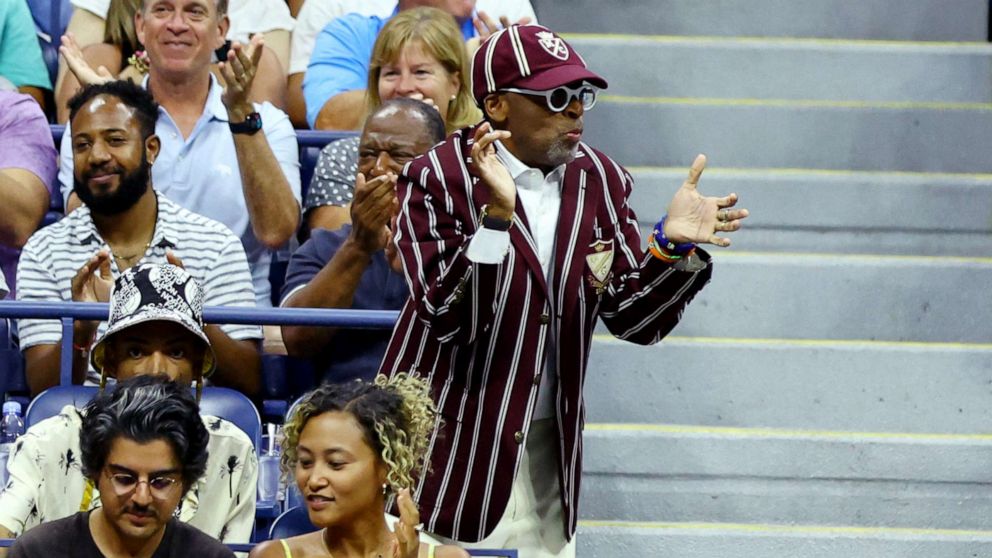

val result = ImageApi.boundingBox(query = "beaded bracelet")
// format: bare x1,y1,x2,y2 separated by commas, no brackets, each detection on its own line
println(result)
648,216,695,263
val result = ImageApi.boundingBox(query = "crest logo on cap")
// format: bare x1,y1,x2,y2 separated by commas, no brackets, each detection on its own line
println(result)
536,30,569,61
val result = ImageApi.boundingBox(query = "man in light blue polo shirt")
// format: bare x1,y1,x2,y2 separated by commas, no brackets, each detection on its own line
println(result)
57,0,301,306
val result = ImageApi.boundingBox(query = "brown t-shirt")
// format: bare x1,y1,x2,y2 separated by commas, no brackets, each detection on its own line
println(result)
9,511,235,558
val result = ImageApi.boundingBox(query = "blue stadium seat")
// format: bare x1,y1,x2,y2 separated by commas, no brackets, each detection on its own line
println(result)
24,385,260,451
0,319,27,400
25,385,97,427
199,387,261,450
268,505,317,539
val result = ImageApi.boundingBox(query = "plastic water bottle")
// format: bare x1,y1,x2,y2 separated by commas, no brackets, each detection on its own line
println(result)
257,423,281,506
0,401,24,490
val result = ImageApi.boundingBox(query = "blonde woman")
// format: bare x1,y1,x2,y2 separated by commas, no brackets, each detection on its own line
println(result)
249,375,469,558
303,7,482,234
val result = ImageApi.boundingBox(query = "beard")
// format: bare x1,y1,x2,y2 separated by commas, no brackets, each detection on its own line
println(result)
73,154,151,216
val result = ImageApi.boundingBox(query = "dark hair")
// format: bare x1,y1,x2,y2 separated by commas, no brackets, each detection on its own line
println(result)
67,80,159,140
370,98,447,145
80,375,209,490
282,374,437,490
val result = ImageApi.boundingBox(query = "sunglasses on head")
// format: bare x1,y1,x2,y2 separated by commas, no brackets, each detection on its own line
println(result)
500,83,599,112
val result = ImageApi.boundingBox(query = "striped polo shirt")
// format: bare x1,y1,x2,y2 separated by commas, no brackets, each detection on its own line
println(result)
17,192,262,384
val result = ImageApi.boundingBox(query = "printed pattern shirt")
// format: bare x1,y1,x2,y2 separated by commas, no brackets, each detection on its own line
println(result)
0,405,258,544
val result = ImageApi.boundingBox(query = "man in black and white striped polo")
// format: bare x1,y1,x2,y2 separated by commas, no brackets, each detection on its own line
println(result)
16,80,262,397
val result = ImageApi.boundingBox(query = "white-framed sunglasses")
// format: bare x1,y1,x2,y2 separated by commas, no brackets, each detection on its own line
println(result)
500,83,599,112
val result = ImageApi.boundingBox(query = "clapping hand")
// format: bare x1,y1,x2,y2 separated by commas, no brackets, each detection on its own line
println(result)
473,11,533,40
59,32,115,86
467,12,533,52
349,172,398,254
71,249,113,303
469,122,515,221
390,488,421,558
663,154,749,247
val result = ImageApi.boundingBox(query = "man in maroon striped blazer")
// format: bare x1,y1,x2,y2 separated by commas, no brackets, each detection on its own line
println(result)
380,24,749,557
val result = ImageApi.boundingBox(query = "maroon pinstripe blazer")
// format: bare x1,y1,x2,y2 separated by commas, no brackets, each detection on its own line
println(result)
380,125,713,542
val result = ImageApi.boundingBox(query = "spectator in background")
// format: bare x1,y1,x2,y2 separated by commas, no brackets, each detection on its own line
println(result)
303,7,480,233
19,81,261,396
57,0,302,307
54,0,294,122
0,265,257,549
249,375,469,558
0,0,53,108
300,0,533,129
6,376,242,558
281,99,444,385
0,91,56,300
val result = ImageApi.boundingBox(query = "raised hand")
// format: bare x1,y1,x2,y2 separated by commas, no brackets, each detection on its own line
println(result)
390,488,421,558
71,249,113,303
469,122,515,221
472,11,533,40
220,34,264,117
349,172,398,254
663,154,749,247
59,32,115,86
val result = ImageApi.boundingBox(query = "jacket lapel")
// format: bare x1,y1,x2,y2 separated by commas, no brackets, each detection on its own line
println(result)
552,146,603,311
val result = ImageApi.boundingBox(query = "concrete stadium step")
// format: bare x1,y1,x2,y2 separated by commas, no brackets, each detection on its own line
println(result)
625,167,992,235
580,425,992,531
566,35,992,103
533,0,988,42
576,521,992,557
583,97,992,172
590,252,992,343
584,336,992,432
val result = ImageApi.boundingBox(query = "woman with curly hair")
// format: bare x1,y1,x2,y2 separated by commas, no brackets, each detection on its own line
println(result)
250,374,468,558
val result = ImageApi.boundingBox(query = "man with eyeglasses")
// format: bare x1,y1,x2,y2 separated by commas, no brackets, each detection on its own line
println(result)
0,264,257,554
378,25,749,557
7,375,234,557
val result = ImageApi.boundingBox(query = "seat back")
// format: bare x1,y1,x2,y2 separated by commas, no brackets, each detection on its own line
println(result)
26,386,261,451
25,385,98,427
199,387,262,450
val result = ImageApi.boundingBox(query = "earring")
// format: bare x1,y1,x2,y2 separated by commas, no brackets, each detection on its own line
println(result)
382,483,389,496
450,94,456,101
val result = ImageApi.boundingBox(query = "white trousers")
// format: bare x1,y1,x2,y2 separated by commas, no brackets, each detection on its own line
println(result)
435,419,576,558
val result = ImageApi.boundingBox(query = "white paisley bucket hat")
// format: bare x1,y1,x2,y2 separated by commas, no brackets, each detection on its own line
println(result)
90,263,215,378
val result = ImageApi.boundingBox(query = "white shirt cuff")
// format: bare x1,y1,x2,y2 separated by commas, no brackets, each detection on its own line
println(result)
466,227,510,264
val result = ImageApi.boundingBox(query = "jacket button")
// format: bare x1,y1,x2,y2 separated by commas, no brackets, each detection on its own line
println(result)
539,313,551,325
514,431,524,444
533,373,542,385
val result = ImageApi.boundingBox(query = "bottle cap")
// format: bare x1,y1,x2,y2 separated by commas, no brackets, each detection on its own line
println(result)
2,401,21,415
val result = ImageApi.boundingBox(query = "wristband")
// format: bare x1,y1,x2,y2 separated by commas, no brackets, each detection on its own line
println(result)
479,204,512,231
653,216,695,255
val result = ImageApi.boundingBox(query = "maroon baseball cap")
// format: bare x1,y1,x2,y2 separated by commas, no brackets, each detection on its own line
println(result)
471,24,608,107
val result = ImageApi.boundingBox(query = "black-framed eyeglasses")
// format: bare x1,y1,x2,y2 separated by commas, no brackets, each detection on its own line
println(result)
105,470,180,499
501,83,598,112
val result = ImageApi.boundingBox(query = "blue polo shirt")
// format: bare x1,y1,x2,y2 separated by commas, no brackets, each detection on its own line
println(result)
281,225,409,384
302,7,477,128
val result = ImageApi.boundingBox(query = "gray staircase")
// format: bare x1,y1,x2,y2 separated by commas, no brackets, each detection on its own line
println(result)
527,0,992,555
534,0,989,41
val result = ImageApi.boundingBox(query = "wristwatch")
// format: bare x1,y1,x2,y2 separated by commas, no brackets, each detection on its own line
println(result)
479,204,512,231
229,112,263,135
